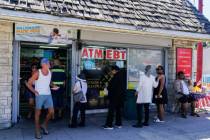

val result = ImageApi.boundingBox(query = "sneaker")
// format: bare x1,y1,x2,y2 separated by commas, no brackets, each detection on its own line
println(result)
40,125,49,135
103,125,114,130
115,125,122,129
35,131,42,139
190,113,200,117
132,124,143,128
153,118,165,123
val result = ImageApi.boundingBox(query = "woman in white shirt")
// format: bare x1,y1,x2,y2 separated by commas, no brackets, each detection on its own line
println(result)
133,65,159,128
70,73,88,128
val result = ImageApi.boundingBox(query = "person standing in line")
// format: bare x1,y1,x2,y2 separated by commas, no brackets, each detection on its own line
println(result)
153,65,168,123
27,58,54,139
103,65,125,130
51,59,66,120
133,65,159,128
70,73,88,128
25,64,38,119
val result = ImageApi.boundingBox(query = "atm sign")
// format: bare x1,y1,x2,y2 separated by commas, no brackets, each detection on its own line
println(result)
81,47,126,60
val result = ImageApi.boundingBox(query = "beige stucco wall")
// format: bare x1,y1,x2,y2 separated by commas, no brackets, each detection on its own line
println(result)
167,39,196,111
0,21,13,129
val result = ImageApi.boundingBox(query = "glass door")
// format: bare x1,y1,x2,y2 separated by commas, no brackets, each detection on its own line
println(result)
80,45,127,111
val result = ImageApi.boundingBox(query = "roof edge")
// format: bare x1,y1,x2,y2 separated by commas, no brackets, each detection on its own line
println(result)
0,8,210,41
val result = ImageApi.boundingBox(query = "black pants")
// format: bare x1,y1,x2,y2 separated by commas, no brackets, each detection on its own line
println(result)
71,102,86,126
105,102,122,127
136,103,150,125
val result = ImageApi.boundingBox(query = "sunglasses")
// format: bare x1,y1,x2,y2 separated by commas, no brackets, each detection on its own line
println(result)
156,68,162,70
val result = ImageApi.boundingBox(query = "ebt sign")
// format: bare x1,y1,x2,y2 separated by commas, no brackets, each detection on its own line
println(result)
81,47,126,60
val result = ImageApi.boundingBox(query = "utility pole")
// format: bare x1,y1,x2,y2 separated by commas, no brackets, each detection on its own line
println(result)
196,0,203,86
198,0,203,14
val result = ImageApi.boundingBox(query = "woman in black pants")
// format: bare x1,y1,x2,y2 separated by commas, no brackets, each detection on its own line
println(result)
70,74,87,128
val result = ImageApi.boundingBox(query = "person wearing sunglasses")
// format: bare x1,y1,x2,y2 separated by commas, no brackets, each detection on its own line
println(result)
153,65,168,123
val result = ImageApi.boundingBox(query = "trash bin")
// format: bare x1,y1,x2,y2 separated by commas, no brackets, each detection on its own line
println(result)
123,89,137,120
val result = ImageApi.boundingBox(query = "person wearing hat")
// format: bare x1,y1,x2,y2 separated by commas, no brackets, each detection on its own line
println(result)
27,58,54,139
70,73,88,128
133,65,159,128
103,65,126,130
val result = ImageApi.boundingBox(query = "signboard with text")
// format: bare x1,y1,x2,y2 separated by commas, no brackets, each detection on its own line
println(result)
81,47,126,60
176,48,192,78
15,22,77,44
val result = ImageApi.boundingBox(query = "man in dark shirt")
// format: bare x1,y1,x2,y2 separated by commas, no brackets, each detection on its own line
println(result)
51,59,66,119
103,65,126,130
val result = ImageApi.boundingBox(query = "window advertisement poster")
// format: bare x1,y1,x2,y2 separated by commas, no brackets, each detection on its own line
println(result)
81,46,127,109
176,48,192,78
128,49,163,90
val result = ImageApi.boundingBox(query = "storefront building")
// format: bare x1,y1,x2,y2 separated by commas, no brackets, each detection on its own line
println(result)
0,0,210,129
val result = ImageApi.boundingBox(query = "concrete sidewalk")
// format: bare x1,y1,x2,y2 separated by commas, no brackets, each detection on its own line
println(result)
1,113,210,140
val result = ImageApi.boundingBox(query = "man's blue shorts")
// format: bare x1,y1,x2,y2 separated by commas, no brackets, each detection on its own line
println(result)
35,95,54,109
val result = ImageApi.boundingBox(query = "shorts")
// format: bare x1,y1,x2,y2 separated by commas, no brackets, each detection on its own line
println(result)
178,95,196,103
35,95,54,109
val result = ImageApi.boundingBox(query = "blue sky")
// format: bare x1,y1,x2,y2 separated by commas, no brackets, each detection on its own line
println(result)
189,0,210,20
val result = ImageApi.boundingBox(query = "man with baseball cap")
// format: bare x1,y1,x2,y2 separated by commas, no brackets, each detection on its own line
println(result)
27,58,54,139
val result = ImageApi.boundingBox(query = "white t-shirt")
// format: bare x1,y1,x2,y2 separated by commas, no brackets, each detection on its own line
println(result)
73,78,88,103
181,80,190,95
136,74,159,103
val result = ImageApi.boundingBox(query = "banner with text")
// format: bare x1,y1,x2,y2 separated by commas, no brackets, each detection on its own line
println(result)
176,48,192,78
81,47,126,60
15,22,77,44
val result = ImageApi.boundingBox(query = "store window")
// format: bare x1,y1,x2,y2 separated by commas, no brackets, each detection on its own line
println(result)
128,49,164,89
80,46,127,110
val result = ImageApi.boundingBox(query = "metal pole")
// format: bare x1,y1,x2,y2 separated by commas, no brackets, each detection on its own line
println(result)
197,0,203,86
198,0,203,13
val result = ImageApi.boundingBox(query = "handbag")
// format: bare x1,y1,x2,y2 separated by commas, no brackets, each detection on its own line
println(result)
73,81,85,102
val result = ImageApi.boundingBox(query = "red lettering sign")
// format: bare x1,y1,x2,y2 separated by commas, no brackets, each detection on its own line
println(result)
106,49,126,60
113,50,120,59
176,48,192,78
106,49,113,59
95,49,103,59
81,48,103,59
81,47,127,60
81,48,88,58
121,51,126,60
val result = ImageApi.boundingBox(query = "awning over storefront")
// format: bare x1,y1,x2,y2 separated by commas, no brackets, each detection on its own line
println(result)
81,30,172,48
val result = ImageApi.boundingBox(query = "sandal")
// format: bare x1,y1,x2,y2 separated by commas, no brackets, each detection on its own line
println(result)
35,131,42,139
40,126,49,135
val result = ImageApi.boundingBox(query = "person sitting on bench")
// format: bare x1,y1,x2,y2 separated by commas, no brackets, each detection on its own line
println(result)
174,71,199,118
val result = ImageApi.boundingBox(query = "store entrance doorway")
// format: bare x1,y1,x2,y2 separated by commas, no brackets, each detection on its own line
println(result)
18,42,72,122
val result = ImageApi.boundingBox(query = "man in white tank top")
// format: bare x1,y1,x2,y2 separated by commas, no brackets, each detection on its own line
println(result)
27,58,54,139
